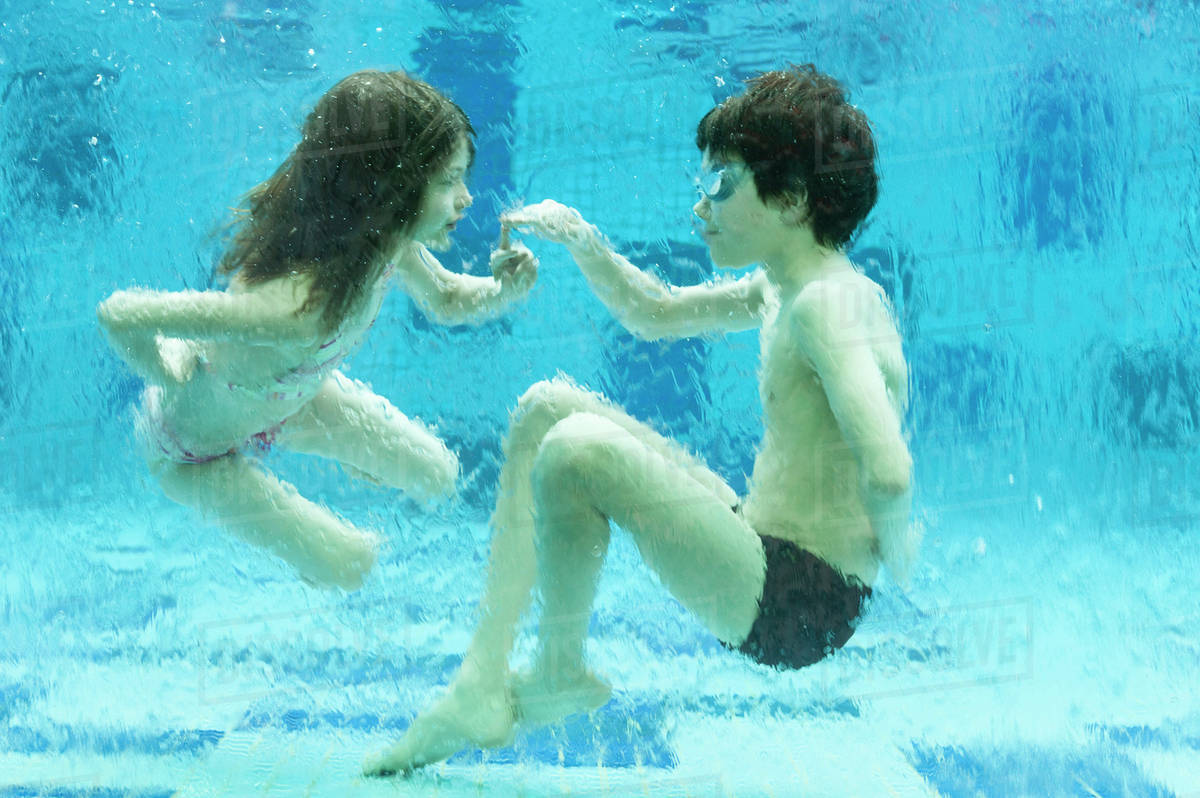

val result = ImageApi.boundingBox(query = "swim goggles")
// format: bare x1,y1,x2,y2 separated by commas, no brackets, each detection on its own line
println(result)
695,166,743,202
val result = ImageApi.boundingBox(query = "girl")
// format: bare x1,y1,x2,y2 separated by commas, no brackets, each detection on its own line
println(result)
98,70,537,590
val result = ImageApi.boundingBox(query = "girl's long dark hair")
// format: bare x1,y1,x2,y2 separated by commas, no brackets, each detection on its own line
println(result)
219,70,474,332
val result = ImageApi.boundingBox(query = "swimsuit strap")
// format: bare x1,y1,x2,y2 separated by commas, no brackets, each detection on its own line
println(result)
225,267,389,400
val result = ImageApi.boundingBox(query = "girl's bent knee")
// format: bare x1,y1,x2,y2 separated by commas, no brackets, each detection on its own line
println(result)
432,448,461,497
405,444,459,502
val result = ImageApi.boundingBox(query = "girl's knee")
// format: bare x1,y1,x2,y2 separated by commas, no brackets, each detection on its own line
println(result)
426,445,461,498
372,433,458,501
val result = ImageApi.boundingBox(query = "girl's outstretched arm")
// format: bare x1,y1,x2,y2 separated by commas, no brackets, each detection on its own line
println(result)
502,200,768,341
97,281,320,382
393,242,538,326
97,279,320,348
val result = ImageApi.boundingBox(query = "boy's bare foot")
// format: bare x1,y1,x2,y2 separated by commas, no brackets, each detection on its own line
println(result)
363,673,516,777
509,665,612,729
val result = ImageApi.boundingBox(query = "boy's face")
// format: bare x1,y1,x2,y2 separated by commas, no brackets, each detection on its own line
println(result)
412,136,473,251
693,151,796,269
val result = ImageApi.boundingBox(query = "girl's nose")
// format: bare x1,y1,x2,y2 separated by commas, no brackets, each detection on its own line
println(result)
457,187,473,210
693,195,710,220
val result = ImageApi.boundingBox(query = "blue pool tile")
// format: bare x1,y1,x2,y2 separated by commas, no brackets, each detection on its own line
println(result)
1087,721,1200,751
0,725,223,757
0,789,172,798
449,692,677,770
910,742,1175,797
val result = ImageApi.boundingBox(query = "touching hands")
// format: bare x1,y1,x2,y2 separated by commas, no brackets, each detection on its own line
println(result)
501,200,600,251
490,239,538,295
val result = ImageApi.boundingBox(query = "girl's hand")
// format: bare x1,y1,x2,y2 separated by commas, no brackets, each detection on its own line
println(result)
157,336,199,384
501,200,599,250
490,240,538,294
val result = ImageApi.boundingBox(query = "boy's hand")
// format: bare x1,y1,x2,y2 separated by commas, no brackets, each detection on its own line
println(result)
490,241,538,294
501,200,599,250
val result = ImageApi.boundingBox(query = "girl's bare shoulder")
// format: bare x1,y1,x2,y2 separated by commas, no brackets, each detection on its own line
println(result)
220,269,326,347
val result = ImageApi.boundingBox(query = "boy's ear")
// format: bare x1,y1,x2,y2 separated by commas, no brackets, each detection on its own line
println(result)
777,190,810,226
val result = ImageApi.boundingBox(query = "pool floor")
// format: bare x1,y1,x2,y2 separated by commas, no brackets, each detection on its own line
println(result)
2,502,1198,796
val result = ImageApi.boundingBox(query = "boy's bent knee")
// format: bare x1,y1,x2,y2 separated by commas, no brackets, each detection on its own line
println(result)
509,378,607,455
515,377,600,419
532,414,627,491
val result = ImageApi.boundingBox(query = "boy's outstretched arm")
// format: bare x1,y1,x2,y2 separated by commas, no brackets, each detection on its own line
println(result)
503,200,768,341
394,242,538,326
788,282,911,496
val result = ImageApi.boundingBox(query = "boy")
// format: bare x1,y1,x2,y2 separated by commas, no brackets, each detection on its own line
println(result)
366,64,915,776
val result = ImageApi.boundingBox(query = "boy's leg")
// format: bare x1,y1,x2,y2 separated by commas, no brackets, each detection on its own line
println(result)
155,454,379,590
364,377,739,776
515,411,765,728
472,376,739,680
276,371,460,504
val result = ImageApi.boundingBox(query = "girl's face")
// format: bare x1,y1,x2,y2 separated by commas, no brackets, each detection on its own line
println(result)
411,136,473,251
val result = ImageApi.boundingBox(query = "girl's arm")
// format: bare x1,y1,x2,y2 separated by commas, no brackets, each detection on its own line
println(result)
97,281,321,378
503,200,767,341
392,242,537,326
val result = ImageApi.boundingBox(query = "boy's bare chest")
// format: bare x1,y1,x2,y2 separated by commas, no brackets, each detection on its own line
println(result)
758,322,828,422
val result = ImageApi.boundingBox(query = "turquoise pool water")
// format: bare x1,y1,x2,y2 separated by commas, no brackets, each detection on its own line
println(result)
2,1,1198,795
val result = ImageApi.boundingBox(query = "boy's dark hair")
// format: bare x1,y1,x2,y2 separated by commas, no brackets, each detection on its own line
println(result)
696,64,878,249
220,70,474,332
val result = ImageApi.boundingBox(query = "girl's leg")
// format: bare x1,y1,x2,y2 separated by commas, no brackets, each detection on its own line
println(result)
364,377,741,776
275,371,459,503
155,454,379,591
515,411,766,727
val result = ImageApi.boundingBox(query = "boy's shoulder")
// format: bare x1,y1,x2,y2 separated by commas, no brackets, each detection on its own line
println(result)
786,269,885,329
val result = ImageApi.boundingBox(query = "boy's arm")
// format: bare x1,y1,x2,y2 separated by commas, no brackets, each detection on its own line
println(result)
392,243,537,326
788,282,912,496
504,200,767,340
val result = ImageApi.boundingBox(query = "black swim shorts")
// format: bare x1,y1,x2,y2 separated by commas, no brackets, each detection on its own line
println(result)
723,534,872,670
